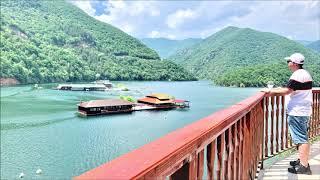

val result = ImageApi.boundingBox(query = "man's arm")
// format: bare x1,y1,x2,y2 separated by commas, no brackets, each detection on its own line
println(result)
261,87,293,96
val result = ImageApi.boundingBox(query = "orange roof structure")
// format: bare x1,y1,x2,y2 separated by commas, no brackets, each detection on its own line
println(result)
146,93,173,100
137,97,173,105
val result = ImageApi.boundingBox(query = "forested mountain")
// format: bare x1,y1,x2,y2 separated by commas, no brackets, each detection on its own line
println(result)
307,40,320,53
140,38,202,59
0,0,196,84
169,26,320,87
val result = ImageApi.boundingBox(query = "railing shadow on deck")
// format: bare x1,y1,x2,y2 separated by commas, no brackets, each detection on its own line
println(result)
75,89,320,180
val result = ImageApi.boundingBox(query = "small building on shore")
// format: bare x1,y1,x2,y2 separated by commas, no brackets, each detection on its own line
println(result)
78,99,135,116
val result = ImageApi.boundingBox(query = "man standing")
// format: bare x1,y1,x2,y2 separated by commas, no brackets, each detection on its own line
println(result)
263,53,313,175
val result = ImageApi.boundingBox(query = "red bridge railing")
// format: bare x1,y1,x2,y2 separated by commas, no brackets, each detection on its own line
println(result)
75,89,320,180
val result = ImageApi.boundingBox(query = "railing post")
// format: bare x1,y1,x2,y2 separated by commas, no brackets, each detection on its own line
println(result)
217,133,225,180
242,114,251,180
233,123,239,179
189,152,198,180
225,128,232,180
258,104,262,172
270,96,275,155
258,101,264,171
261,98,265,169
317,92,320,135
264,96,269,158
239,118,244,179
230,125,235,179
275,96,280,153
197,150,204,180
281,96,285,151
206,140,216,180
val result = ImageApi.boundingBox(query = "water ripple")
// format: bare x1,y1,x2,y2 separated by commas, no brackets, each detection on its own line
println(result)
1,116,74,131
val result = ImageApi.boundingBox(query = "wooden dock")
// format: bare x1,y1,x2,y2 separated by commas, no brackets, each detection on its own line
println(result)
258,140,320,180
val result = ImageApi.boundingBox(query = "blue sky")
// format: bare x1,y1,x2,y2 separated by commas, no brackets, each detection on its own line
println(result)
71,1,320,41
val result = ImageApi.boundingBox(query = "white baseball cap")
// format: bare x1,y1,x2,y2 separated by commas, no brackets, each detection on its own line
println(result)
284,53,305,64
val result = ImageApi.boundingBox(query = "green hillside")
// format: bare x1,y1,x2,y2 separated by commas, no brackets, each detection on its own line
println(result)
141,38,202,59
0,0,196,84
169,26,320,87
307,40,320,53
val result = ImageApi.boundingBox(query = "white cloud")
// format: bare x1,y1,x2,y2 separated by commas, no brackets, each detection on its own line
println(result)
227,1,320,40
88,1,161,36
70,1,96,16
73,0,319,40
166,9,198,29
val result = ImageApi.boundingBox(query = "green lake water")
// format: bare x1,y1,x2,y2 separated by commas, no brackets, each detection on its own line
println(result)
1,81,259,179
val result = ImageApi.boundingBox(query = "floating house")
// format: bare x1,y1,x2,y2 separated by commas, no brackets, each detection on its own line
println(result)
78,99,135,116
137,93,189,109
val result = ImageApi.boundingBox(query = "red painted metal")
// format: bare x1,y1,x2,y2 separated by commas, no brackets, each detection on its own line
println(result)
235,121,240,179
264,97,269,157
281,96,285,150
197,150,204,180
275,96,280,153
270,96,274,155
206,140,215,180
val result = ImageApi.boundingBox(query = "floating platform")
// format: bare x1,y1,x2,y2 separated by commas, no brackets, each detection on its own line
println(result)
78,93,190,116
56,80,113,91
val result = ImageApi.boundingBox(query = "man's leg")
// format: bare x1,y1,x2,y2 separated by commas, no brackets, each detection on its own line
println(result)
299,143,310,167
